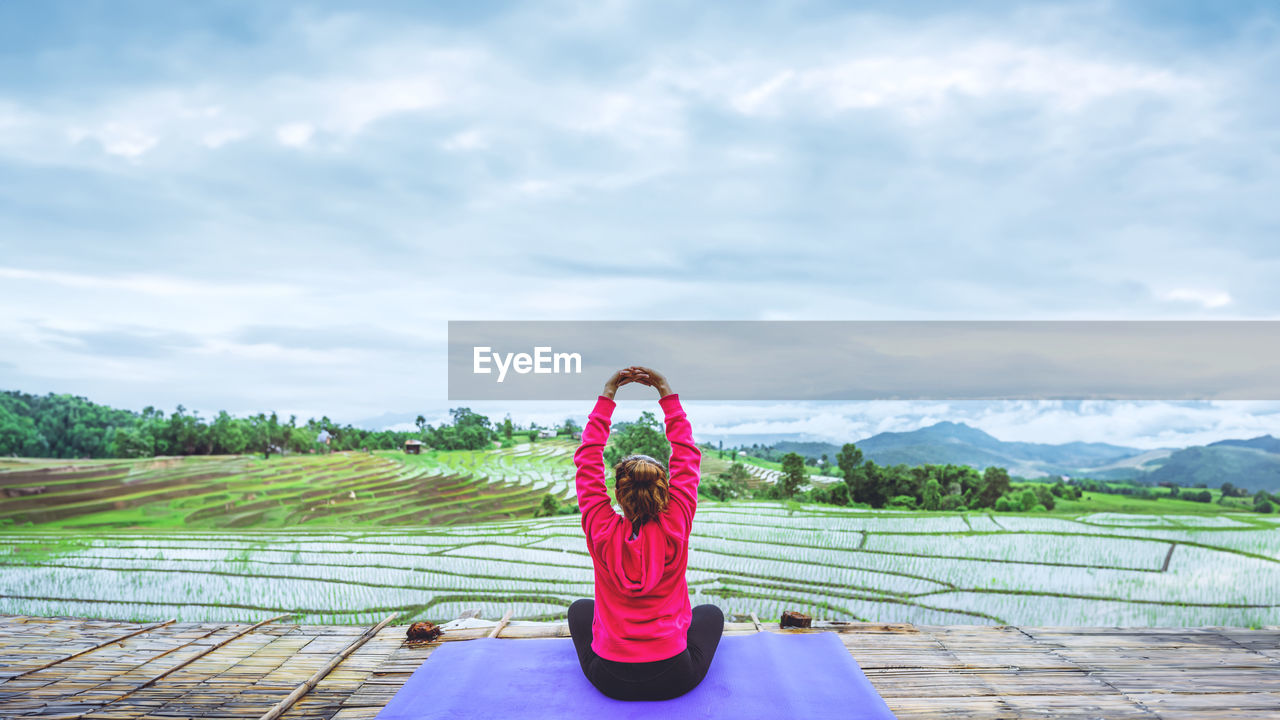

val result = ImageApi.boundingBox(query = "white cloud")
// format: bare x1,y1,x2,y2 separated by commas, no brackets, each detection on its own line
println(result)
0,42,476,163
513,179,563,197
0,100,31,130
275,122,315,147
718,40,1201,123
201,128,247,148
329,76,444,134
680,399,1280,450
442,128,488,151
973,400,1280,449
0,267,299,299
732,71,795,115
1160,288,1233,309
67,123,158,158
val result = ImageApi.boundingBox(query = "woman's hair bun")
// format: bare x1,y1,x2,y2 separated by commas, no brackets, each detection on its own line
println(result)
613,454,671,526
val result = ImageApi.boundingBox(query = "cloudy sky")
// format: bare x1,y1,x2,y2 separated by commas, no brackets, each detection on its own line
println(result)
2,1,1279,448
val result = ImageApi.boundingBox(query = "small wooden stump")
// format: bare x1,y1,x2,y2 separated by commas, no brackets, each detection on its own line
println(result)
406,622,441,642
780,611,811,629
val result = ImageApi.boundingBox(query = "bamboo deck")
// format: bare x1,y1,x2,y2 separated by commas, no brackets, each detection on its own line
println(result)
1,613,1277,719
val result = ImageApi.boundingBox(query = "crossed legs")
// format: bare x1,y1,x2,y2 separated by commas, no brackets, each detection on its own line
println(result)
568,598,725,700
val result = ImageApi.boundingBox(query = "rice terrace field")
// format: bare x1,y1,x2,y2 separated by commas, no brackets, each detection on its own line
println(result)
2,441,1279,629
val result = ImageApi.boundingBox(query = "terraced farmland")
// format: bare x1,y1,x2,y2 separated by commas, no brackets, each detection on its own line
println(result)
406,441,579,498
3,449,1278,627
0,443,580,530
740,462,842,487
2,502,1277,627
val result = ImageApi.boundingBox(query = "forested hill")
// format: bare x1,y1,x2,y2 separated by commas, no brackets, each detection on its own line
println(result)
1210,434,1280,454
1146,444,1280,492
0,390,506,459
1,391,138,458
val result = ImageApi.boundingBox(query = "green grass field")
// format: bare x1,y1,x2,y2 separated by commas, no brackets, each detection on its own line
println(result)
1049,488,1239,515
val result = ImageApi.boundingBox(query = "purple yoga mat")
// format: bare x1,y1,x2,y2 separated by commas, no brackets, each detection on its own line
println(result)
374,631,897,719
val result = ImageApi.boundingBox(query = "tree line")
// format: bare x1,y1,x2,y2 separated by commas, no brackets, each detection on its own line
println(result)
0,390,555,459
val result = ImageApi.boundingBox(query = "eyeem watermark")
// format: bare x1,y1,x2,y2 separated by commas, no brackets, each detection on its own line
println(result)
450,320,1280,400
472,346,582,383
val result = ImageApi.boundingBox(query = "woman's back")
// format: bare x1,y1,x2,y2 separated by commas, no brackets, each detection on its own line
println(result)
573,390,702,663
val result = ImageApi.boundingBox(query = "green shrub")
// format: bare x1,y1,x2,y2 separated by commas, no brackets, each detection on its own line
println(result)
887,494,917,509
826,482,850,506
534,493,559,518
699,462,753,502
994,497,1012,512
1033,484,1055,510
1019,489,1037,512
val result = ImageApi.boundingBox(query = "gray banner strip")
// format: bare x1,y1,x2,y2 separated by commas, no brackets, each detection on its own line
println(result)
448,321,1280,401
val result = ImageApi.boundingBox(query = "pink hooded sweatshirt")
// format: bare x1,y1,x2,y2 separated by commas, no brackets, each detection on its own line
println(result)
574,393,702,663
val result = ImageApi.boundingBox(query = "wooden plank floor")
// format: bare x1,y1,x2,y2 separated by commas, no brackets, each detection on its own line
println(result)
1,614,1277,719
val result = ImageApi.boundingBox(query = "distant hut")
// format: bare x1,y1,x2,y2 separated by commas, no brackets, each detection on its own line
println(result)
404,439,423,455
316,430,334,455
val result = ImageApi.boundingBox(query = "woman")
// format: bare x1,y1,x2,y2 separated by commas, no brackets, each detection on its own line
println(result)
567,365,724,701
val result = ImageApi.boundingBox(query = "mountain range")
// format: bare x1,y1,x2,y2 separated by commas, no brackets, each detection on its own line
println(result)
711,423,1280,493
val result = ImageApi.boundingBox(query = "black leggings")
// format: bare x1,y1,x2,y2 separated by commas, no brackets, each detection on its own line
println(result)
567,598,724,701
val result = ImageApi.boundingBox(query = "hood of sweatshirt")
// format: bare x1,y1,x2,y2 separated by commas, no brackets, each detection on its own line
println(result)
594,515,676,596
